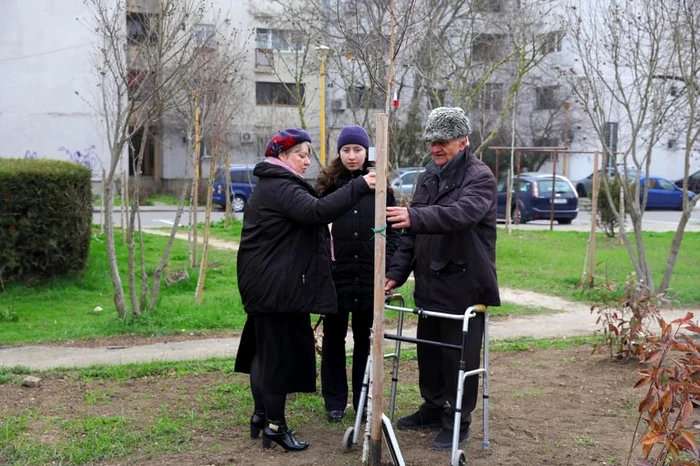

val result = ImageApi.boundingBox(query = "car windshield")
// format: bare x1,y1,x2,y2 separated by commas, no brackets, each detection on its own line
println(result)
497,179,532,193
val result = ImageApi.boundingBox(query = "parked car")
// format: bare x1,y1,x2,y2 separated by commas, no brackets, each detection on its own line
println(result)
640,176,696,210
390,166,426,203
497,172,579,224
574,166,638,198
674,169,700,194
212,164,257,212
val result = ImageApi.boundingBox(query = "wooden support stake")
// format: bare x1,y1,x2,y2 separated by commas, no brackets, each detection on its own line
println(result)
587,151,600,288
370,113,388,466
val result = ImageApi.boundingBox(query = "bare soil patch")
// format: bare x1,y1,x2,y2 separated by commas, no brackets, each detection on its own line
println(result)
0,345,648,466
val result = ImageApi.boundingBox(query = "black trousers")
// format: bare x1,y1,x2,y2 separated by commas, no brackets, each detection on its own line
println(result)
416,312,485,430
321,308,373,412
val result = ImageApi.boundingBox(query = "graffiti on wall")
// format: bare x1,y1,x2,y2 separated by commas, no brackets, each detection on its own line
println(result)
59,146,101,176
22,146,101,177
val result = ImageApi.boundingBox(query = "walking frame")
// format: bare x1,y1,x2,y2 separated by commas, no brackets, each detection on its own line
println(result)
342,294,490,466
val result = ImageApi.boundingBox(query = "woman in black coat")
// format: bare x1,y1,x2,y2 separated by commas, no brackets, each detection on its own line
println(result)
315,125,399,423
234,128,376,452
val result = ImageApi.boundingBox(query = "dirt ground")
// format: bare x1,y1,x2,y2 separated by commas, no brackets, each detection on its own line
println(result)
1,344,654,466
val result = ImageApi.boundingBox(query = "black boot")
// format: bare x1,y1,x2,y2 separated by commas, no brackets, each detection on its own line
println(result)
250,411,266,439
262,420,309,451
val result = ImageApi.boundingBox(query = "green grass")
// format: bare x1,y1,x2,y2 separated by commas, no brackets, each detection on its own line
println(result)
1,229,697,347
496,230,700,305
203,219,243,243
0,233,244,346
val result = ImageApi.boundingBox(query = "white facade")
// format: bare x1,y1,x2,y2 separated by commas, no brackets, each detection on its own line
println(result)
0,0,324,190
1,0,107,179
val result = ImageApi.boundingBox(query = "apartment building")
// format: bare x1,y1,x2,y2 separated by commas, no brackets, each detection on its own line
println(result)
1,0,324,195
1,0,695,194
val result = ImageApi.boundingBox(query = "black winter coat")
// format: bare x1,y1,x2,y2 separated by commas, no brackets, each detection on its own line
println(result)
324,171,400,312
386,149,500,314
237,161,371,315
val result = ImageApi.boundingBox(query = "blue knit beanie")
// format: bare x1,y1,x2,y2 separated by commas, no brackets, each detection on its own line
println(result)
337,125,370,152
265,128,312,157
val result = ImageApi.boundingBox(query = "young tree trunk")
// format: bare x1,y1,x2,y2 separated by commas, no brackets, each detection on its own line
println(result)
658,198,699,293
195,135,219,303
127,196,141,317
137,208,149,311
126,122,151,318
190,102,201,268
149,178,193,310
224,150,232,228
103,179,128,318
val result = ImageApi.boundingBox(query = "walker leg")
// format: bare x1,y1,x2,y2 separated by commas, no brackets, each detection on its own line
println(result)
354,356,372,444
388,304,405,422
382,413,406,466
482,312,490,450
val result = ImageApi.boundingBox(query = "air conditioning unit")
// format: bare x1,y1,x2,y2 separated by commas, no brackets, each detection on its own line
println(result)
331,98,346,112
240,131,254,145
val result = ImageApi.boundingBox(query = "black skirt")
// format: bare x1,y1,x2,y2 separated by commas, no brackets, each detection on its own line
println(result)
234,313,316,394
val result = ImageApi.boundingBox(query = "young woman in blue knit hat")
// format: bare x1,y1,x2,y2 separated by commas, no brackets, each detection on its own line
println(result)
234,128,376,452
315,125,400,423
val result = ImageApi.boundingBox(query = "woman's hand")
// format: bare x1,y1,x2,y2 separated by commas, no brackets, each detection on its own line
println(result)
362,172,376,190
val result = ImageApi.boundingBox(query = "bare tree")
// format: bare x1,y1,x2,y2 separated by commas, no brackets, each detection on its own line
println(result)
85,0,245,317
567,0,699,293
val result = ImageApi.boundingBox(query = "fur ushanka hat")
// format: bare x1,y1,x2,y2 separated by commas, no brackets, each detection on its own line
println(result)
422,107,471,142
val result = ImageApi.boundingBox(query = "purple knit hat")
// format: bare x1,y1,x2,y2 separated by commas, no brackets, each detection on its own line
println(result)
265,128,312,157
337,125,370,152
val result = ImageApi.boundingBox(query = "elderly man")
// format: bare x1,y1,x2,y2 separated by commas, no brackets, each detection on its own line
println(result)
385,107,500,450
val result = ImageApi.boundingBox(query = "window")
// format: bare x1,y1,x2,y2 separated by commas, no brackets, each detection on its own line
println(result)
401,171,418,185
474,0,503,12
126,12,156,45
255,28,304,52
535,85,560,110
256,48,273,67
471,34,506,61
537,180,573,194
127,70,153,100
230,169,257,184
347,86,385,109
539,31,563,55
128,126,155,176
497,179,531,193
194,24,215,48
480,83,504,111
657,179,676,190
255,82,305,106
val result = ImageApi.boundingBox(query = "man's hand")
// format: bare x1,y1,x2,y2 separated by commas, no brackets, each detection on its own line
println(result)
386,206,411,229
384,278,397,294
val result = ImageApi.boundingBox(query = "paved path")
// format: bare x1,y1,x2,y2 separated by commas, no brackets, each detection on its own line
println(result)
2,286,695,370
1,234,696,370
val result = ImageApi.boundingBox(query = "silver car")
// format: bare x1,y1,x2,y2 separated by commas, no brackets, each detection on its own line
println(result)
390,167,426,204
574,166,637,198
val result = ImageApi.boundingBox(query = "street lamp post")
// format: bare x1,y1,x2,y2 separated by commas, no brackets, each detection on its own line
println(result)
315,45,330,166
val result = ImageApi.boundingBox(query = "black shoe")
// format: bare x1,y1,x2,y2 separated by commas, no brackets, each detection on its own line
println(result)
250,411,265,439
262,421,309,451
326,409,344,423
430,426,470,451
396,410,442,430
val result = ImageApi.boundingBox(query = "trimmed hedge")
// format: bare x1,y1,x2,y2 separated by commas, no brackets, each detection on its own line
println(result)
0,158,92,282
